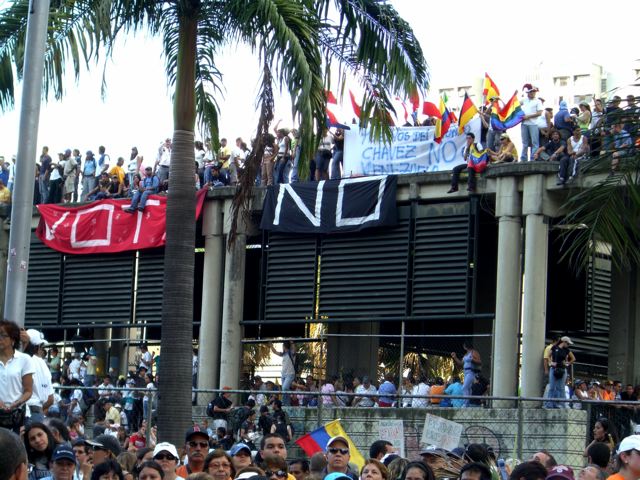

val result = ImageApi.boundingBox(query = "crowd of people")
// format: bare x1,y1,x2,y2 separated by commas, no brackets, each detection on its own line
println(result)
5,321,640,480
447,91,639,193
4,415,640,480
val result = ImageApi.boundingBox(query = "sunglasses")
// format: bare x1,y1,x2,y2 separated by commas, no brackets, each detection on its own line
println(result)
265,470,287,478
328,448,349,455
189,441,209,449
154,453,177,461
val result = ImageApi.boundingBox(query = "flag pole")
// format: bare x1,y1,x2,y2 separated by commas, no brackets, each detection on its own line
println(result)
3,0,51,326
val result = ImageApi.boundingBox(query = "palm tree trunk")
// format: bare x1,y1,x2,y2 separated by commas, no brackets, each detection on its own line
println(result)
157,12,198,446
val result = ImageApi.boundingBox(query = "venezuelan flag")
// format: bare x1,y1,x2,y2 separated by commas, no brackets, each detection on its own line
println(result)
466,144,488,173
482,73,500,104
490,91,524,130
295,419,365,470
458,93,479,134
435,97,453,143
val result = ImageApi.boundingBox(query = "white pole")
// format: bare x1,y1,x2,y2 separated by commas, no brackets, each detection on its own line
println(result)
4,0,51,326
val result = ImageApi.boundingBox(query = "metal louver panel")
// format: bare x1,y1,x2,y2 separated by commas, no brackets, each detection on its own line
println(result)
264,235,317,321
61,253,133,324
586,256,611,333
318,217,410,319
135,250,165,324
25,234,62,326
412,203,470,315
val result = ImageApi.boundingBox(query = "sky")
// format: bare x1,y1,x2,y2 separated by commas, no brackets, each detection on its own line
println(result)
0,0,638,163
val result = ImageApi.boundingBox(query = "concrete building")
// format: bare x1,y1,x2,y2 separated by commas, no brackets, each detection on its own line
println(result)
15,162,640,395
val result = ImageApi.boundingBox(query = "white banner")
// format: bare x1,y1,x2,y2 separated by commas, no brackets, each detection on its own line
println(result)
343,118,481,176
378,419,405,458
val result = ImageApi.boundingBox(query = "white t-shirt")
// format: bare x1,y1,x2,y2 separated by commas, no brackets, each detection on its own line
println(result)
50,162,63,181
0,350,35,404
27,355,53,407
72,388,83,415
355,384,377,407
281,352,295,376
98,383,115,398
192,355,198,376
69,358,81,379
139,351,152,370
195,149,206,168
412,382,430,408
128,157,139,174
522,97,543,126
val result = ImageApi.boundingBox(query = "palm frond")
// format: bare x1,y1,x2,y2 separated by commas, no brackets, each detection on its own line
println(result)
319,0,429,135
228,0,325,173
560,150,640,270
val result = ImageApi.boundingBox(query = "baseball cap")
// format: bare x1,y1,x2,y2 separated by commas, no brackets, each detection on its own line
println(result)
618,435,640,454
52,444,76,463
153,442,180,461
185,428,209,443
420,445,449,456
324,473,351,480
26,329,48,346
326,436,349,450
230,443,252,456
86,434,122,457
560,336,574,345
546,465,574,480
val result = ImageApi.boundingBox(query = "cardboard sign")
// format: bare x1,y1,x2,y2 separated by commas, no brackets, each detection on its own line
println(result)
378,419,405,457
421,414,463,452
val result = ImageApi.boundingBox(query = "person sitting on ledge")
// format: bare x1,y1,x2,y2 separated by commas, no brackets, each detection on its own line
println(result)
447,132,488,194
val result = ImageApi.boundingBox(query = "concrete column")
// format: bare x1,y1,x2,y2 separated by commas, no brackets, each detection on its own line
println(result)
609,267,640,384
219,199,248,391
198,201,224,403
110,327,128,377
521,175,549,398
492,176,522,398
0,223,10,315
326,322,379,379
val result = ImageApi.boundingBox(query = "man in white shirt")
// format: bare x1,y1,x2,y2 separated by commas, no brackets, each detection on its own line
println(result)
139,344,153,373
21,329,54,424
353,375,377,407
412,374,430,408
98,376,115,400
520,84,543,161
155,138,172,183
68,353,82,380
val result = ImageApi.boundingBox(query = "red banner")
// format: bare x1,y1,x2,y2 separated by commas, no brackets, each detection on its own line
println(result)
35,188,208,254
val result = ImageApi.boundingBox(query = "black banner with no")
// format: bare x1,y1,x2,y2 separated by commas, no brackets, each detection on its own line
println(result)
260,176,397,234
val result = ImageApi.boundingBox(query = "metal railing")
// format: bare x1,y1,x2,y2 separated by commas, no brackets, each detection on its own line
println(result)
45,384,639,468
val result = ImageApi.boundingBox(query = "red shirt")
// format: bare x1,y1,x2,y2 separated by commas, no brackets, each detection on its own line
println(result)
129,433,146,450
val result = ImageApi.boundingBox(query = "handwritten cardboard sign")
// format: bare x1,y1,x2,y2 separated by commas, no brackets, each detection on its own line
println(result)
421,414,463,452
378,419,405,457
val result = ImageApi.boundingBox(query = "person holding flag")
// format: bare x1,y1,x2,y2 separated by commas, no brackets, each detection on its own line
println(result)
447,132,488,194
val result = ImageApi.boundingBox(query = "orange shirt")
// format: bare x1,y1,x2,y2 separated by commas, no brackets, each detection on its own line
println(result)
176,464,204,478
606,474,625,480
601,390,615,401
430,385,446,404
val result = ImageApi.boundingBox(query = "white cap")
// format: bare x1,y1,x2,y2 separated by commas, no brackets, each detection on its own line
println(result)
237,473,259,480
326,436,350,451
560,336,573,345
153,442,180,462
26,329,48,346
618,435,640,454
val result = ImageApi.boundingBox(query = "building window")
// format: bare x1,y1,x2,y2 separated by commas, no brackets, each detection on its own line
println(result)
554,76,569,87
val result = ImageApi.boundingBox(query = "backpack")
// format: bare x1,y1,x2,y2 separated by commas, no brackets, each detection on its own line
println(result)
228,406,251,439
273,411,291,442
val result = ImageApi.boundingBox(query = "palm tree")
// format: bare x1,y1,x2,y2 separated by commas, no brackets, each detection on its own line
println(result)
0,0,429,444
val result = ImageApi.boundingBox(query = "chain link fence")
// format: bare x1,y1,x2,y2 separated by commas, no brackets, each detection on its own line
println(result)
48,384,639,470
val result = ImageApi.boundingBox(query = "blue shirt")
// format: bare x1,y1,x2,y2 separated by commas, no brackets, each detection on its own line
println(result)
83,157,97,176
378,380,397,404
554,109,574,132
445,382,465,408
142,175,160,193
